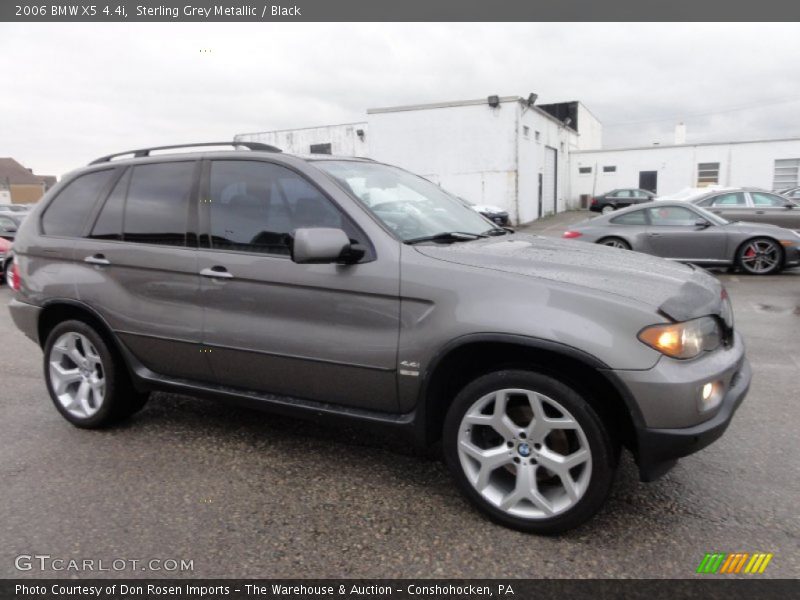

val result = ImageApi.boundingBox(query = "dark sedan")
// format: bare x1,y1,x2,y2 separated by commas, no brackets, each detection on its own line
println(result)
562,201,800,275
690,188,800,230
589,188,656,214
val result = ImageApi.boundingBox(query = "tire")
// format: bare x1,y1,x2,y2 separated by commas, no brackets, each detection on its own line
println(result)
443,370,617,534
736,238,783,275
600,204,616,215
597,237,631,250
43,320,149,428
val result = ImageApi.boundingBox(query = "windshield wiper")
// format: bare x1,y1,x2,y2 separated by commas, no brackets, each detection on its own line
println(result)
405,231,487,245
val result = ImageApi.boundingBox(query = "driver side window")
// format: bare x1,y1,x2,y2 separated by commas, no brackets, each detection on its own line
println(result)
647,206,698,227
208,160,364,256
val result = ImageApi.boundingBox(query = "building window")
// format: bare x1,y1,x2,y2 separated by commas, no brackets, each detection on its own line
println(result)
522,126,530,138
560,142,565,153
697,162,720,186
309,143,332,155
603,166,617,173
534,131,541,142
578,167,592,175
773,158,799,189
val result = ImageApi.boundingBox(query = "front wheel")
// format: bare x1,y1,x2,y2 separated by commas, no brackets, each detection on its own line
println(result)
443,370,617,534
737,238,783,275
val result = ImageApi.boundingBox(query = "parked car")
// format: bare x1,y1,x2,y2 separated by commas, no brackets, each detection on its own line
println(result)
657,185,733,202
459,197,511,226
689,188,800,230
0,237,11,283
0,214,20,240
8,142,751,534
0,203,33,216
563,201,800,275
589,188,656,214
774,186,800,200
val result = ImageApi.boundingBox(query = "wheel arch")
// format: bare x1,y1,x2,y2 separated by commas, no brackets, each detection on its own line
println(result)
419,334,644,451
36,299,140,388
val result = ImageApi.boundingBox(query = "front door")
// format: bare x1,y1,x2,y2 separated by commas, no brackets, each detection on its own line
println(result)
644,205,729,261
639,171,658,194
748,191,800,229
197,159,400,412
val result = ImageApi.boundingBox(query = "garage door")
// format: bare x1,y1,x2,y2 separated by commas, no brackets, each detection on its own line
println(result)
542,146,557,216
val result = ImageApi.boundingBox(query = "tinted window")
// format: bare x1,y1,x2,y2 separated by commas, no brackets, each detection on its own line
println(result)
751,192,787,207
90,169,129,240
648,206,698,227
209,160,358,255
41,170,115,237
611,210,646,225
123,162,195,246
612,190,631,198
710,192,746,206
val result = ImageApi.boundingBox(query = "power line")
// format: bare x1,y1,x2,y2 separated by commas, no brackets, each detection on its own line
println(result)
605,94,800,127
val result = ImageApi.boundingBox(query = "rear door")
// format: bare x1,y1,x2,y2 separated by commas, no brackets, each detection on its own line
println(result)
644,205,729,261
748,191,800,229
77,160,208,381
196,159,400,411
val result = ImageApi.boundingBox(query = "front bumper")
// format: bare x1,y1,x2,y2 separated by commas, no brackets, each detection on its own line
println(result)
784,244,800,267
611,331,751,481
635,357,750,481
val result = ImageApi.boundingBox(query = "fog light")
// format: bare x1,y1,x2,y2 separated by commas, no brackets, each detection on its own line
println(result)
699,381,722,412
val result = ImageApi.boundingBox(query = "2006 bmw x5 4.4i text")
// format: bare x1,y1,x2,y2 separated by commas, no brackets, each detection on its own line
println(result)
8,142,751,533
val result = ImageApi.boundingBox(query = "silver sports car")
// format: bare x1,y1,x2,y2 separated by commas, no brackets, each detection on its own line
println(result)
562,201,800,275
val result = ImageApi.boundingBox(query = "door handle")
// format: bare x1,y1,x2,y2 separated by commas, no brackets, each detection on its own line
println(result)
647,233,662,237
755,211,765,214
200,266,233,279
84,254,110,266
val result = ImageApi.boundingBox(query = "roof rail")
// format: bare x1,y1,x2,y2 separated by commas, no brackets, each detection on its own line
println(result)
88,141,282,165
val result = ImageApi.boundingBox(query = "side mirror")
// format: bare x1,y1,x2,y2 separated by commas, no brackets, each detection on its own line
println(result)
694,219,711,228
785,203,795,209
291,228,365,265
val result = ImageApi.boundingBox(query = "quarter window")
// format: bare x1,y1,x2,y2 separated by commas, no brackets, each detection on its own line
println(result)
208,160,360,256
41,169,115,237
610,210,646,225
90,169,129,240
123,162,195,246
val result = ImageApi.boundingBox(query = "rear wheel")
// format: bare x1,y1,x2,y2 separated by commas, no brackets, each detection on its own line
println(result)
597,237,631,250
737,238,782,275
43,320,148,428
600,204,615,215
443,370,617,534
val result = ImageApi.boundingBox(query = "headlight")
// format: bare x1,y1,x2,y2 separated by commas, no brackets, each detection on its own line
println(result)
638,316,722,359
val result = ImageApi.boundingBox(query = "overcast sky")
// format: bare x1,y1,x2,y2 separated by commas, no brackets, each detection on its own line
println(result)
2,22,800,177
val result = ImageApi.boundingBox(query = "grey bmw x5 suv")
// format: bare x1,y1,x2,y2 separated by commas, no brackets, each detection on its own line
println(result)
8,142,750,533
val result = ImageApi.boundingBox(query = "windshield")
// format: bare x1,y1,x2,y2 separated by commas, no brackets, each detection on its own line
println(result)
316,161,495,242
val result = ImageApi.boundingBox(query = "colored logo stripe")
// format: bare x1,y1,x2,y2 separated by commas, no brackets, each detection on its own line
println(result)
697,552,773,574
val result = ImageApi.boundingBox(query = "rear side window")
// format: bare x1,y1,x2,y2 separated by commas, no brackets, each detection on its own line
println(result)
208,160,362,256
123,162,195,246
41,169,115,237
751,192,787,207
610,210,646,225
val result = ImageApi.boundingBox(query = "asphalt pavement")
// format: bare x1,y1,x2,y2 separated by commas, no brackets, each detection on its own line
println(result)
1,212,798,578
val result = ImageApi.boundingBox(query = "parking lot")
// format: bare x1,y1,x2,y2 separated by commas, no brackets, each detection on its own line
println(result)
1,210,798,579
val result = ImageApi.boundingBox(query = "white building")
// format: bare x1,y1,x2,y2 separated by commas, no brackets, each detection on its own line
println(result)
236,96,602,224
571,137,800,199
236,95,800,225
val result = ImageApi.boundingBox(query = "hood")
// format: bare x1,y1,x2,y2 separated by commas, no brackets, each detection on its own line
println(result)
415,233,725,322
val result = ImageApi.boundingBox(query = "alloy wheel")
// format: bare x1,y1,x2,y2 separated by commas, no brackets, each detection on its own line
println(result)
457,388,592,519
48,331,106,419
602,239,628,249
740,240,780,274
601,205,615,214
